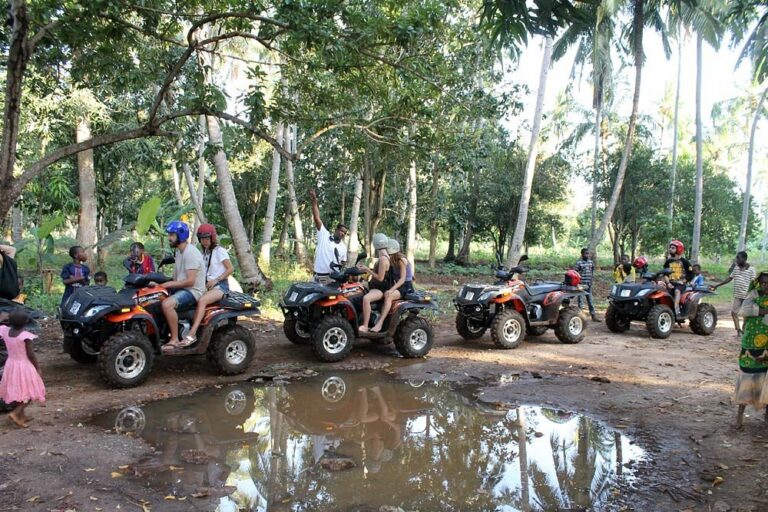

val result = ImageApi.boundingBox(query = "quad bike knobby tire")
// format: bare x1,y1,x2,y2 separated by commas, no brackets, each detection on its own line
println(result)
526,325,549,337
455,313,486,340
207,324,255,375
555,307,586,344
63,335,98,364
605,304,631,333
395,316,434,357
646,304,674,339
690,303,717,335
311,315,354,362
98,331,154,388
491,309,525,349
283,318,311,345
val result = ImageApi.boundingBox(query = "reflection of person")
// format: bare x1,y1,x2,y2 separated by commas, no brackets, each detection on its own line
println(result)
734,271,768,429
309,189,348,284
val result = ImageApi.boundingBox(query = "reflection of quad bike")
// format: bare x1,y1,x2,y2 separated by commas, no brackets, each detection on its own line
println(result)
59,257,261,388
606,269,717,339
453,260,588,349
0,301,44,412
281,254,438,362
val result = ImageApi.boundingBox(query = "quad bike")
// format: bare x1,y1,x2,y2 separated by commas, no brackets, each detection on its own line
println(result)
59,257,261,388
453,259,588,349
281,253,437,362
605,268,717,339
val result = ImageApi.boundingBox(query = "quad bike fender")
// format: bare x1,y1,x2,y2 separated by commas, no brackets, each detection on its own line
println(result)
196,311,251,353
384,301,436,336
104,309,160,348
492,294,525,313
650,294,674,309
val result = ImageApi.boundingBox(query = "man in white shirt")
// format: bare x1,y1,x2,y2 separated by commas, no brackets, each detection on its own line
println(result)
309,189,348,284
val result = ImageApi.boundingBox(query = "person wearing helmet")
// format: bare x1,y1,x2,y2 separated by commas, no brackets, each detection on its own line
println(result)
183,224,234,344
123,242,155,275
613,254,635,284
358,234,391,333
573,248,598,321
152,221,206,350
370,239,414,333
632,256,649,276
309,189,348,285
663,240,692,315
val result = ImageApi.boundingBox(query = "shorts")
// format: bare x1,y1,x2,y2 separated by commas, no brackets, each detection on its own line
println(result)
169,290,197,310
670,282,686,294
733,297,745,315
214,280,230,293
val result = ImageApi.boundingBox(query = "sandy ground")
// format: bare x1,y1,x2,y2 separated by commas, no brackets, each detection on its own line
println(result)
0,296,765,512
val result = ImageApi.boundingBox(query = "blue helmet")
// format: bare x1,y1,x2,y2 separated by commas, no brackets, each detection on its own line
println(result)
165,220,190,244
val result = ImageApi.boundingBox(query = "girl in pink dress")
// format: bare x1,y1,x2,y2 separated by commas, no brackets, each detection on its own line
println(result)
0,309,45,428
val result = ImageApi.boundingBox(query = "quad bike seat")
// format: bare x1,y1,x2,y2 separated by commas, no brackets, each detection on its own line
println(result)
524,282,561,296
124,272,171,288
219,292,260,310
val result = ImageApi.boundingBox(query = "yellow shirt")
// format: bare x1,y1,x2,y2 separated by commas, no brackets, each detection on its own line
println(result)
613,265,636,283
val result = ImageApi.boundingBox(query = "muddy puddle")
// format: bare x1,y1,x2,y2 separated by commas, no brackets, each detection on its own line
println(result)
91,373,644,511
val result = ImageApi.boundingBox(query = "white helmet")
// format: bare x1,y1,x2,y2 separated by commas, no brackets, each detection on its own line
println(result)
386,239,400,254
372,233,389,250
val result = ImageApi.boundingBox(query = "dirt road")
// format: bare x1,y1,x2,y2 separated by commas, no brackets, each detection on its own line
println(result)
0,303,764,512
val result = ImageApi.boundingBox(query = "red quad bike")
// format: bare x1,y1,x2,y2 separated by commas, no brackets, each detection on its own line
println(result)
59,257,260,388
281,253,438,362
606,268,717,339
453,260,588,349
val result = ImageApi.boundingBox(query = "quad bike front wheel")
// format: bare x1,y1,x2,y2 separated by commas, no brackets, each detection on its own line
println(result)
395,316,434,357
283,317,311,345
646,304,674,339
555,307,586,344
455,313,487,340
207,324,255,375
491,309,525,349
98,331,154,388
605,304,631,333
63,335,98,364
311,315,354,362
690,303,717,335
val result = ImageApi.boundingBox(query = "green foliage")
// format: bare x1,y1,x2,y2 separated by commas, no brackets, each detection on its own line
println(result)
136,196,162,236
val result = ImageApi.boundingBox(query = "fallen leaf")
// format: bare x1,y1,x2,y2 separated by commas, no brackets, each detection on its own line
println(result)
169,465,184,471
164,496,176,501
26,496,40,503
111,472,123,478
84,468,96,472
118,465,129,470
90,496,98,501
712,476,724,486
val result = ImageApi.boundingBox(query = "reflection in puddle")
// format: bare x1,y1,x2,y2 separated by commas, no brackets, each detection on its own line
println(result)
92,374,644,511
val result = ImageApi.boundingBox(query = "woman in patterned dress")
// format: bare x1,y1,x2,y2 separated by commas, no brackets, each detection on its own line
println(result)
735,271,768,429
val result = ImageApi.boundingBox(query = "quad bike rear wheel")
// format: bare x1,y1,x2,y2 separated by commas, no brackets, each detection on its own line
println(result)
646,304,674,339
283,318,311,345
455,313,487,340
207,324,255,375
555,307,586,344
491,309,525,349
98,331,154,388
526,325,549,337
311,315,354,362
605,304,631,333
690,303,717,335
63,335,98,364
395,316,434,357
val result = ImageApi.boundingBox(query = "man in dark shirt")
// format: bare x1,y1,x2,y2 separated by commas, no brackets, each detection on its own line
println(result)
573,248,598,321
663,240,691,315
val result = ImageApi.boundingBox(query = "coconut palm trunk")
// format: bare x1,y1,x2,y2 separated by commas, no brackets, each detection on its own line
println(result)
737,86,768,251
691,33,704,262
282,124,306,262
668,30,682,233
506,37,553,268
75,117,98,263
589,0,644,255
347,174,363,263
406,159,418,269
260,123,285,268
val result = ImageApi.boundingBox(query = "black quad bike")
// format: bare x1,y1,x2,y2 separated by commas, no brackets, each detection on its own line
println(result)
453,260,588,349
59,257,261,388
281,253,438,362
606,268,717,339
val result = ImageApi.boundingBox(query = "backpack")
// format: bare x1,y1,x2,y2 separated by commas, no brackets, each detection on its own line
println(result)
0,252,20,300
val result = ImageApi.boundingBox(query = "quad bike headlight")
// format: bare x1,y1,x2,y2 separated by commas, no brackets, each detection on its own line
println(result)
84,305,111,318
636,289,651,297
478,291,496,302
301,293,320,303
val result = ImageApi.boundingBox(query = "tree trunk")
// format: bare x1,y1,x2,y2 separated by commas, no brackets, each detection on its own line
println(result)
738,86,768,251
170,155,184,206
428,165,440,269
75,117,98,263
590,100,602,240
205,115,272,289
363,156,372,255
589,0,644,257
182,161,206,224
260,122,284,269
282,124,306,262
11,205,22,243
347,174,363,263
444,228,456,262
276,208,290,258
406,159,417,269
668,30,682,233
506,37,552,267
691,33,703,262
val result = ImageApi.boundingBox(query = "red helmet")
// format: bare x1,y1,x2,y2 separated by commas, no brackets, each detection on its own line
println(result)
564,269,582,287
633,256,648,269
669,240,684,256
197,223,218,243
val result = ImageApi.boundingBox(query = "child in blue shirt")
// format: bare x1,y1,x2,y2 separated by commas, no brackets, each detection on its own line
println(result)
61,246,90,306
690,264,705,288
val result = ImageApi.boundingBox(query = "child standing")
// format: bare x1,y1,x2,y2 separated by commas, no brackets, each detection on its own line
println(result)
61,245,90,307
93,271,108,286
711,251,756,337
0,309,45,428
690,264,705,288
